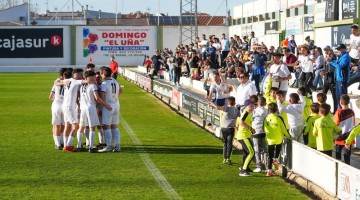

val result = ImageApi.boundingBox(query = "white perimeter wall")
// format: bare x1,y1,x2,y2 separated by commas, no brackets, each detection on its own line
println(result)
162,26,229,52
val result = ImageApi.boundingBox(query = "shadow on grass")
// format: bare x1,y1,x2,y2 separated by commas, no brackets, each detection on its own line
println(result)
122,144,222,155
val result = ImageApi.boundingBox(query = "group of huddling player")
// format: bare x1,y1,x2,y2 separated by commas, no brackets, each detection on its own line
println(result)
49,62,122,153
163,25,360,177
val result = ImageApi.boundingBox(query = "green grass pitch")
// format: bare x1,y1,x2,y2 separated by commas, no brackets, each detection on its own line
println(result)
0,73,309,199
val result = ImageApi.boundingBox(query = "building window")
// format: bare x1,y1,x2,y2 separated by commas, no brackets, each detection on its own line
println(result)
259,14,265,21
306,4,315,14
265,13,271,20
297,6,304,15
289,8,295,17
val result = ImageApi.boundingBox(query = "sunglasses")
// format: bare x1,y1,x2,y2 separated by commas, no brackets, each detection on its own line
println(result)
239,76,245,79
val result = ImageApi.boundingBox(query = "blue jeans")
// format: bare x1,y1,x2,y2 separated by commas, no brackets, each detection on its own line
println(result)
336,81,347,109
313,70,323,88
169,65,174,81
349,71,360,86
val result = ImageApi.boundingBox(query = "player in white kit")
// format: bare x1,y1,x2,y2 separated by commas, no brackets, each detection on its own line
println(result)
83,70,112,153
98,67,122,153
56,68,86,152
49,68,67,150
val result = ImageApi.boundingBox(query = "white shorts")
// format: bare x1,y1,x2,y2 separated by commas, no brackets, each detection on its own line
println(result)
102,103,119,125
79,107,88,127
85,106,100,127
51,101,64,125
63,105,79,124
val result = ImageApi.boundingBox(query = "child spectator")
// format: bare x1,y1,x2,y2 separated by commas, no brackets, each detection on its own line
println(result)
313,104,342,157
316,92,333,119
252,97,268,173
236,104,255,176
264,73,278,105
209,96,240,165
277,92,306,143
264,103,291,177
275,90,289,130
345,124,360,150
298,87,313,144
303,103,320,149
334,94,355,164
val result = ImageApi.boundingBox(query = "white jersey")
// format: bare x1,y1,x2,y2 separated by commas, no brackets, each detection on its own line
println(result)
101,78,119,104
85,84,98,108
52,78,64,102
79,84,88,110
63,78,83,108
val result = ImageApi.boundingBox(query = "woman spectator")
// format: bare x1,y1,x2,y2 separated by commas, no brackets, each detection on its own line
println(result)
312,47,325,90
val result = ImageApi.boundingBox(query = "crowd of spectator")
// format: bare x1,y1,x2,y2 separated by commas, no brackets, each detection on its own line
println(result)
142,24,360,176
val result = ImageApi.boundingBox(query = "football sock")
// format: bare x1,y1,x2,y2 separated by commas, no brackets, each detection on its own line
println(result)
77,130,83,148
60,133,64,145
66,136,74,146
65,136,69,145
111,130,115,147
89,131,95,149
56,136,61,147
98,128,104,144
104,129,112,148
85,128,90,146
113,128,121,147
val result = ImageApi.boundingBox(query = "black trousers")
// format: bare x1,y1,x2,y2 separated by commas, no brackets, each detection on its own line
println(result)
267,144,282,170
174,67,181,84
299,72,313,95
335,144,351,165
253,74,262,94
323,82,337,113
221,128,235,159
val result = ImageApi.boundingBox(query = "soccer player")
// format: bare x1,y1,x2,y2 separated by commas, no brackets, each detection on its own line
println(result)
313,104,342,157
82,71,112,153
98,67,123,153
49,68,67,149
56,68,85,152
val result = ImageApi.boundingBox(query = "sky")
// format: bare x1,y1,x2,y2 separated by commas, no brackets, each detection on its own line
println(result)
29,0,251,17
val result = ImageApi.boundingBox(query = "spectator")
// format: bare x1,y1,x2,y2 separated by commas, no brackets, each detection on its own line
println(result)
221,33,230,64
289,35,297,54
252,47,267,95
305,36,315,49
280,37,289,49
313,104,342,157
296,45,314,96
349,24,360,63
173,52,183,86
235,72,257,110
252,97,268,173
151,51,162,76
283,47,298,76
249,31,258,51
303,103,320,149
269,52,292,95
144,55,152,73
209,96,239,165
167,52,175,81
206,40,217,65
334,94,355,165
199,34,209,59
321,48,337,113
189,50,200,77
242,36,249,51
264,103,291,177
326,44,351,109
312,47,325,90
207,72,231,106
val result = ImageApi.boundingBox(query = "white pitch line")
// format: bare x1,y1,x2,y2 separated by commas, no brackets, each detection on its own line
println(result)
120,116,181,200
